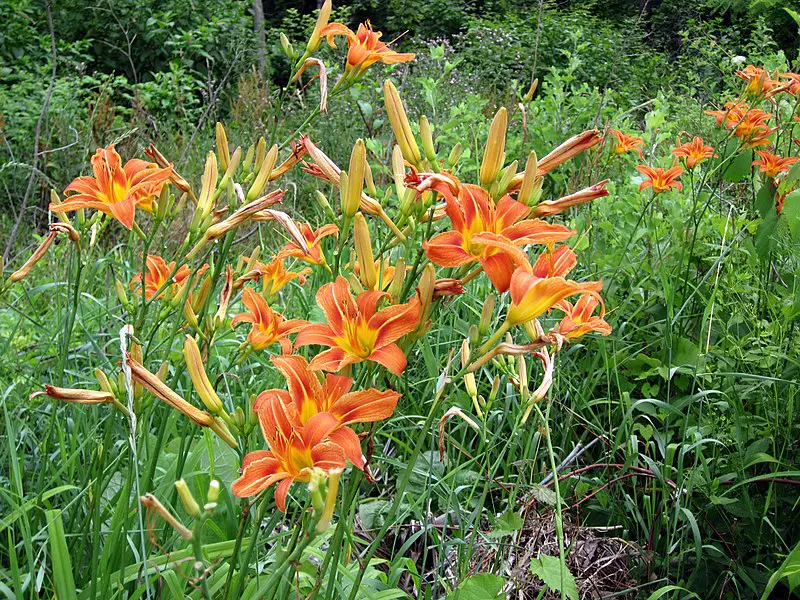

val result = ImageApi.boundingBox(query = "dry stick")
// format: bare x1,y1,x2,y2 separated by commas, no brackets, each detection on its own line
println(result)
705,207,732,353
4,0,57,261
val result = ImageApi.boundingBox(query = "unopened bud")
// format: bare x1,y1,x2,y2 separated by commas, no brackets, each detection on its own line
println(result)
447,143,463,168
464,372,478,400
518,151,539,205
314,190,336,221
183,335,224,415
280,33,295,60
388,257,406,301
468,324,479,346
247,144,278,201
353,213,376,290
479,295,495,335
216,122,231,171
306,0,332,54
420,116,438,167
479,107,507,187
175,479,201,516
115,280,131,311
496,160,518,196
242,144,255,173
207,479,221,503
417,263,436,321
384,80,421,166
344,139,366,218
523,78,539,103
364,160,377,196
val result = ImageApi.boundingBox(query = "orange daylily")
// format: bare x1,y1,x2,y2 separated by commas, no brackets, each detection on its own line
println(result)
232,394,345,509
352,258,401,291
130,255,208,301
735,65,785,98
52,144,172,229
706,101,774,148
609,129,644,158
782,72,800,96
555,294,611,339
261,354,400,467
752,151,798,178
531,245,577,279
320,21,414,76
636,164,684,194
277,222,339,267
671,136,715,169
236,256,311,295
532,180,609,218
507,268,603,326
295,276,420,375
419,174,576,293
232,287,309,353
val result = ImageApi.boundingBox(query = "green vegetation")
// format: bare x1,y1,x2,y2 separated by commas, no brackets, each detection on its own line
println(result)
1,1,799,598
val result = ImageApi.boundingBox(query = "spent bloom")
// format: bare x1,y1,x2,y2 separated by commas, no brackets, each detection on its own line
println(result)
636,164,684,194
671,136,715,169
295,276,420,375
52,144,172,229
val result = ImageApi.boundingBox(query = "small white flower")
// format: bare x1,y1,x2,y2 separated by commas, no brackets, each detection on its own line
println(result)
732,55,746,65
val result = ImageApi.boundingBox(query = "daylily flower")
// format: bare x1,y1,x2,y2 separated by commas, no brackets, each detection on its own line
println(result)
752,150,798,178
277,222,339,267
782,72,800,96
506,268,603,326
609,129,644,158
531,245,577,278
735,65,785,98
232,394,345,509
706,102,775,148
352,258,399,291
295,276,420,375
236,256,310,295
320,21,414,77
130,255,209,301
52,144,172,229
419,175,576,292
554,294,611,339
232,287,309,353
263,354,400,467
671,136,715,169
636,164,684,194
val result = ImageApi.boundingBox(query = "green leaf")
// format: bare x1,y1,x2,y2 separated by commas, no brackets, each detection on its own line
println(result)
529,554,579,600
446,574,506,600
754,209,778,260
724,149,752,183
761,539,800,600
782,189,800,242
755,183,775,218
488,511,523,538
528,483,558,506
46,509,78,600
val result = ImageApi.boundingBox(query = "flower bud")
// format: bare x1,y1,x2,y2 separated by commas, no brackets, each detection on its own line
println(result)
196,151,218,220
464,372,478,400
523,77,539,103
479,294,495,336
183,335,225,415
353,213,377,290
207,479,221,504
254,137,267,173
388,257,406,301
314,190,336,221
247,144,278,201
479,106,507,187
447,143,463,168
518,151,539,205
417,263,436,322
242,144,255,173
420,115,438,166
460,338,471,369
383,80,421,166
115,279,131,311
468,324,479,347
216,122,231,171
344,140,366,218
175,479,201,517
280,33,295,60
496,160,518,196
306,0,332,54
364,160,377,196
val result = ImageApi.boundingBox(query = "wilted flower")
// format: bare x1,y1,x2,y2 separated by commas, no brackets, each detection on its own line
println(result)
295,276,420,375
532,180,609,217
52,145,172,229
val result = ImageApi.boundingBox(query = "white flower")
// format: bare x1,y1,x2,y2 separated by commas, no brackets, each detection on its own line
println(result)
732,55,746,65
